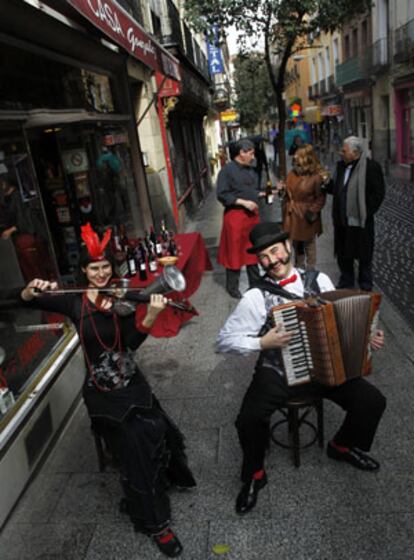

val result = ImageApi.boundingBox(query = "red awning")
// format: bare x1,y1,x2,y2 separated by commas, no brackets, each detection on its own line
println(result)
66,0,180,81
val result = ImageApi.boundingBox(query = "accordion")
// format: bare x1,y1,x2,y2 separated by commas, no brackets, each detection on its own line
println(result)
271,290,381,387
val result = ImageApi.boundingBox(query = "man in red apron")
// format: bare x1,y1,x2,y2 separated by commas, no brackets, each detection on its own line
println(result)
217,139,261,298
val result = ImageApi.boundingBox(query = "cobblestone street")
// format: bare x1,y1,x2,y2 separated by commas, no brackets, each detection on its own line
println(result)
373,178,414,330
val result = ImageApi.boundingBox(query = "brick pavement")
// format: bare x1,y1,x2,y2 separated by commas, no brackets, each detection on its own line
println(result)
1,185,414,560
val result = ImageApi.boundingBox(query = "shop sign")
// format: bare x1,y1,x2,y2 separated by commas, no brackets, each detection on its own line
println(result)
157,75,181,98
62,148,89,174
207,26,224,74
213,88,229,105
322,104,343,117
66,0,180,81
220,110,238,122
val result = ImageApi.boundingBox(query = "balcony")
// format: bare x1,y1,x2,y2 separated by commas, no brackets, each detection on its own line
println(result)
335,54,371,87
371,37,390,73
162,1,210,82
394,19,414,63
319,79,327,96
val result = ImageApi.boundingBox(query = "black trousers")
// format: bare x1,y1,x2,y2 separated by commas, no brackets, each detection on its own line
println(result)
334,223,375,290
337,253,373,291
226,265,261,291
235,367,386,482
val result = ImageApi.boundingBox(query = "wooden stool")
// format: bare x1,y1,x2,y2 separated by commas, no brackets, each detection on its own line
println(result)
270,396,324,468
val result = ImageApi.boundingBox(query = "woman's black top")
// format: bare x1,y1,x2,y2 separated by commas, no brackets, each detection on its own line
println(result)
23,293,153,422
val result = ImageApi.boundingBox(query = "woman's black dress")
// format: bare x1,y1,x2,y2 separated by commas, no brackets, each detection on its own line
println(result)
24,293,195,533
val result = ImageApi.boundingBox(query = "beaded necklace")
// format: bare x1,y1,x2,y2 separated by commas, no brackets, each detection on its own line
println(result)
80,292,124,392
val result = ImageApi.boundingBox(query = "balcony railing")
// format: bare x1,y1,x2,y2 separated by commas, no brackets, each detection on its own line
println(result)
335,53,371,87
194,41,210,80
371,37,390,72
162,0,184,51
394,18,414,63
319,79,327,96
313,82,320,97
161,2,210,81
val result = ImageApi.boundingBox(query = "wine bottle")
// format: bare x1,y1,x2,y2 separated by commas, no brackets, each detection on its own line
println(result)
167,237,177,257
265,180,274,205
150,226,157,247
136,247,148,281
148,248,158,273
144,230,152,253
119,224,129,252
126,246,137,276
160,219,168,242
155,235,163,258
112,225,122,252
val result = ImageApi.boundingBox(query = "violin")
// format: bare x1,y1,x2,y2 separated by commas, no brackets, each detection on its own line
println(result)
33,282,196,316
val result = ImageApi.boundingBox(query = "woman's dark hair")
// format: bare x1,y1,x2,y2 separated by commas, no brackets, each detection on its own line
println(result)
76,246,119,285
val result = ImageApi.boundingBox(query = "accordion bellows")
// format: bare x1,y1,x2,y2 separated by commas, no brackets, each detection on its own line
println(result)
271,290,381,387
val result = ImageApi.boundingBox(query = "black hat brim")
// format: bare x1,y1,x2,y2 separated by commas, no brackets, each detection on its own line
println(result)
247,231,289,254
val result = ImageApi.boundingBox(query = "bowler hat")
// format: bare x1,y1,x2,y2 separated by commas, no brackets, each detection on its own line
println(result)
247,222,289,254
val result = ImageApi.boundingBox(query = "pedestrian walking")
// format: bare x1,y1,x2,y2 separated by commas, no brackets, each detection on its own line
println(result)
19,224,195,558
217,222,386,516
325,136,385,290
216,138,261,299
281,144,328,270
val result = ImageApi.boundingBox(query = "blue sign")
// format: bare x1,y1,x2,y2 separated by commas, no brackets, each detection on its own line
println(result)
207,27,224,74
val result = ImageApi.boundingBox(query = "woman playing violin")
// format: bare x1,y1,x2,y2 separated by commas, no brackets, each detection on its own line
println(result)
20,224,194,558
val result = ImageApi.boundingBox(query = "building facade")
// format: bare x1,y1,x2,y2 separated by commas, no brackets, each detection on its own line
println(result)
0,0,190,527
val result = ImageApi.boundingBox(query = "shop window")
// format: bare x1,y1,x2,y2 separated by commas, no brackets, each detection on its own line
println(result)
0,129,66,423
0,43,115,113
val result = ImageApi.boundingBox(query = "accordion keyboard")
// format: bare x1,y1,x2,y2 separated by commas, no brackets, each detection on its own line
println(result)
272,305,313,385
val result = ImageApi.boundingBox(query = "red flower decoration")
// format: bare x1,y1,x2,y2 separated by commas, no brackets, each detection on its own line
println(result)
80,223,112,260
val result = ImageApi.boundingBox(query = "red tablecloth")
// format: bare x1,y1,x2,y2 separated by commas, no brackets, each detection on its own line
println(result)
133,232,212,337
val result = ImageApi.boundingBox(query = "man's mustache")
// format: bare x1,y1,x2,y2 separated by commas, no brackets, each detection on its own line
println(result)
264,253,291,272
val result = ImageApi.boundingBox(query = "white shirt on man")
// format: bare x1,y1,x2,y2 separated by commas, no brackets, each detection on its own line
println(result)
216,268,335,356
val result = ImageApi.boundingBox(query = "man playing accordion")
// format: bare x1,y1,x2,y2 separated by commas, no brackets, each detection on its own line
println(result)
216,222,386,516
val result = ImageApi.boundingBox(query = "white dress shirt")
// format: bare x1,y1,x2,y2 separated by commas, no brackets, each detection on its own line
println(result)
216,268,335,357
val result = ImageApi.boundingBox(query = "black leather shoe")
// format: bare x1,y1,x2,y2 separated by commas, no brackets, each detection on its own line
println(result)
227,288,242,299
327,443,380,471
235,473,268,515
152,528,183,557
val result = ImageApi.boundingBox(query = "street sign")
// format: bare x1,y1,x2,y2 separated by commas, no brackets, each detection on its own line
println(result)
220,110,238,122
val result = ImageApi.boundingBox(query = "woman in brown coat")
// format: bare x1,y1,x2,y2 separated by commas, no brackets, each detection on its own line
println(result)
282,145,328,270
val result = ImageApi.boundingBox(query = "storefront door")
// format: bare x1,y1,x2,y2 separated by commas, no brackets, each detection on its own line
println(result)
402,107,414,163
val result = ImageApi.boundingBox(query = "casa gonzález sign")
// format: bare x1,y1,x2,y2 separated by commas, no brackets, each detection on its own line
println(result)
67,0,180,80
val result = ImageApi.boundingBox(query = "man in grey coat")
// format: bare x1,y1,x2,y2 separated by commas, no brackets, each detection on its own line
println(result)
325,136,385,291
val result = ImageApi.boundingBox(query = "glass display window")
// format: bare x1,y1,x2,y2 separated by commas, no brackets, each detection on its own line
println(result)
0,127,71,425
28,122,141,282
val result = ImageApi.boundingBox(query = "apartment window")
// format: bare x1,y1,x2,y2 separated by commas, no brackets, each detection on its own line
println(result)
352,28,359,56
333,38,339,77
311,58,317,84
151,10,162,42
362,20,368,49
318,52,324,82
325,47,331,77
345,35,350,59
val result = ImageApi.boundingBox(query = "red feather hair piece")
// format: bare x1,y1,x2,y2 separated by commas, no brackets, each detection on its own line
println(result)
80,223,112,261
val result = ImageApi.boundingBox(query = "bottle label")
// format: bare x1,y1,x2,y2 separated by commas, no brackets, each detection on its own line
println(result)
129,259,136,275
149,261,157,272
156,243,162,254
267,194,274,204
140,263,146,271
